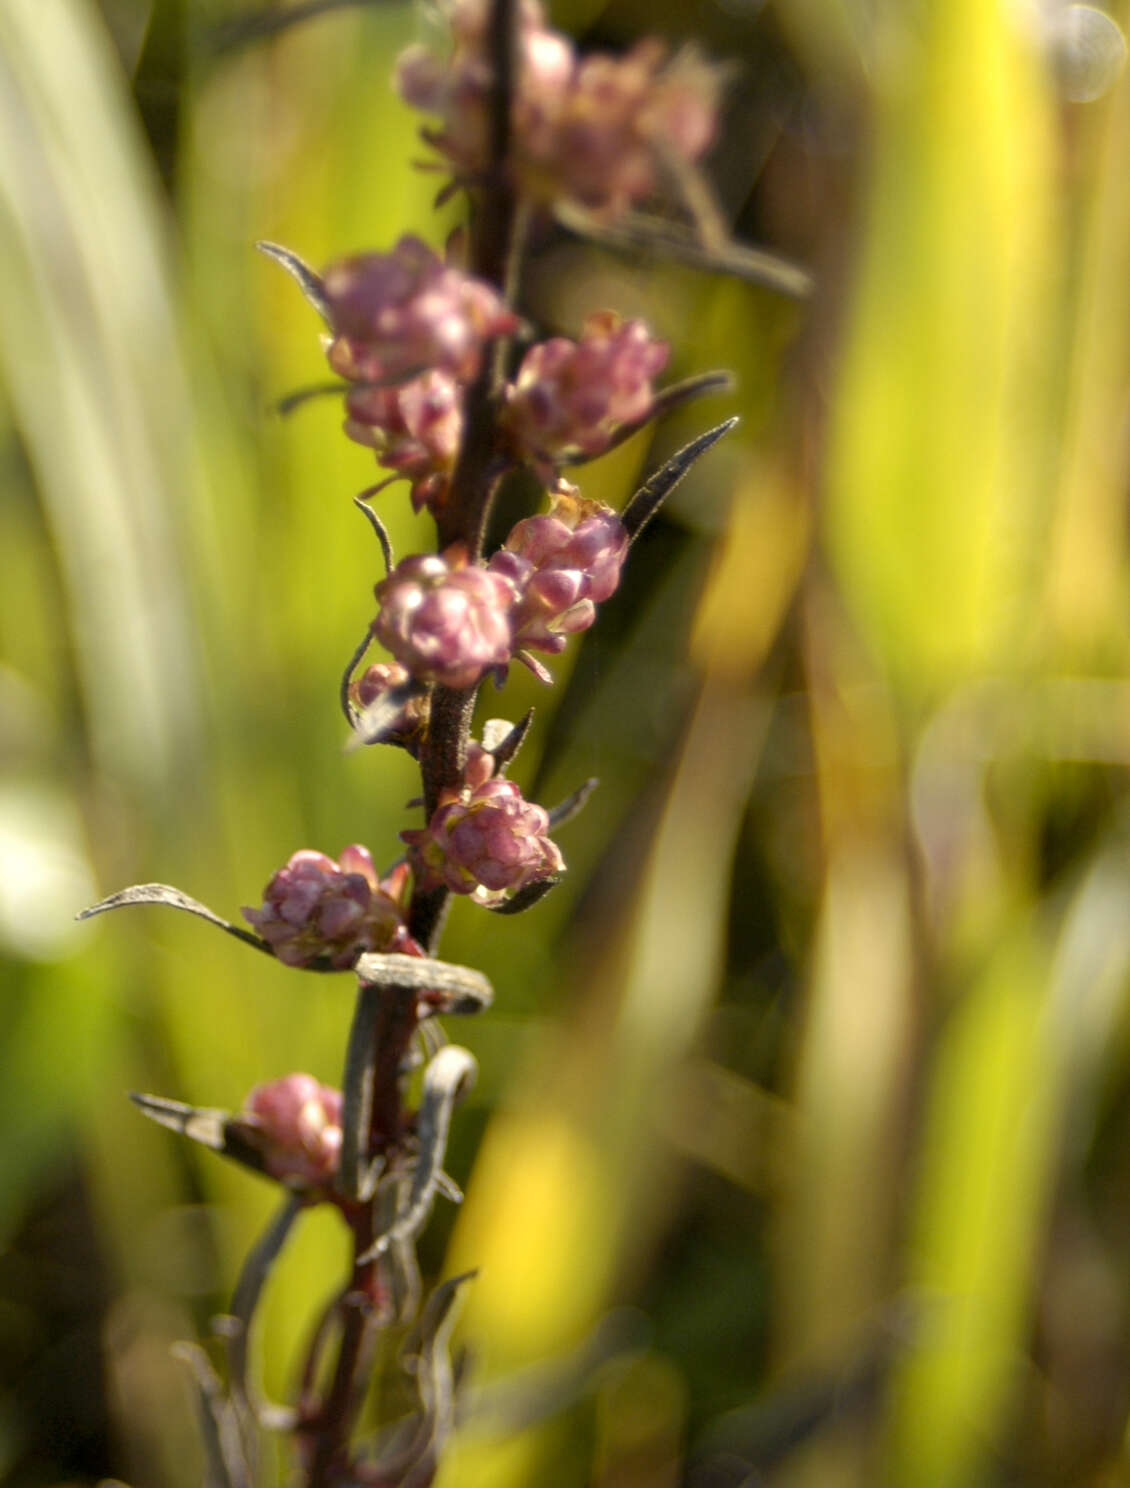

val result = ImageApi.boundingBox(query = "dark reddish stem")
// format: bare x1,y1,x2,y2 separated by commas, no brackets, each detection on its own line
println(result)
302,1,525,1478
367,987,420,1153
477,0,519,293
301,1214,379,1487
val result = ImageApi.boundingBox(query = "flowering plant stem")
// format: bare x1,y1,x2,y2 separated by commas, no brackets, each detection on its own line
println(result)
303,12,521,1474
78,0,764,1475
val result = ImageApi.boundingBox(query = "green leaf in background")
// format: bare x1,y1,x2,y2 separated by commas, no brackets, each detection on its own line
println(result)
825,0,1058,699
0,0,202,790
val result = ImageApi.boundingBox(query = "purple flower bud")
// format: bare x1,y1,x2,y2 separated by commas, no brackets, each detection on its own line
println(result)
344,369,463,516
396,0,573,184
396,5,722,217
373,546,516,689
243,1074,343,1187
547,42,721,215
323,236,519,385
504,312,669,474
402,776,564,903
242,847,415,969
489,488,628,654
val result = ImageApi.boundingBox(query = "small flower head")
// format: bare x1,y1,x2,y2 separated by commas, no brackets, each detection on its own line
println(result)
396,0,574,183
402,775,564,903
397,3,723,217
546,42,721,214
242,1074,343,1188
324,235,519,385
504,311,669,474
344,369,463,515
243,846,414,969
373,546,516,689
489,488,629,653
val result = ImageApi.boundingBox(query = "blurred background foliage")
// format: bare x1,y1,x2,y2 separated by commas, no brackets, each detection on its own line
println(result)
3,0,1130,1484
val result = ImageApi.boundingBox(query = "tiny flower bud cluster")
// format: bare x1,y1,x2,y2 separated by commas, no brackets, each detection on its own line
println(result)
373,547,515,689
324,236,519,385
402,760,563,904
489,488,629,655
504,312,670,477
315,225,672,512
370,495,628,688
549,42,720,214
397,0,573,189
323,237,517,511
243,847,415,969
344,369,462,516
396,0,721,216
243,1074,343,1188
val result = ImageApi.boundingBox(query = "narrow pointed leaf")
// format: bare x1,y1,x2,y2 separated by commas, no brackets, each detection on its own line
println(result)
217,1194,304,1433
402,1270,479,1474
171,1341,253,1488
129,1091,229,1150
547,777,598,831
274,367,429,417
339,982,381,1201
79,883,272,955
365,1271,479,1481
648,370,734,419
360,1046,477,1260
487,874,562,916
405,1267,479,1376
513,649,554,684
273,380,350,417
554,203,814,298
558,371,734,467
354,495,395,572
482,710,534,771
255,240,331,323
340,626,375,726
435,1172,464,1204
622,418,739,542
131,1093,275,1180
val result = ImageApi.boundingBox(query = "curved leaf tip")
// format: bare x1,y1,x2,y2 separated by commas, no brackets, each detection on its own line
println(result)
77,882,273,956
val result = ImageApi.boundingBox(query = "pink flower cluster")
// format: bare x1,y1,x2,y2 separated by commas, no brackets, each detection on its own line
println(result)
371,494,628,688
316,234,670,512
324,236,518,385
242,847,415,969
323,238,517,513
489,487,629,655
402,752,563,903
396,0,721,216
504,312,670,477
373,548,514,689
344,369,462,516
242,1074,343,1188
